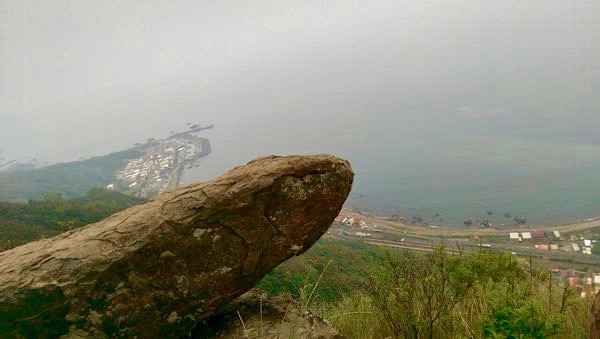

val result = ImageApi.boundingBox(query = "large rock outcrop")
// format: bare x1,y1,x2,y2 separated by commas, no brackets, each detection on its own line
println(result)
0,154,353,338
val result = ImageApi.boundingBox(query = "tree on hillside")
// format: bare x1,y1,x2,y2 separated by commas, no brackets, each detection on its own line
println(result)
364,245,583,338
367,246,476,338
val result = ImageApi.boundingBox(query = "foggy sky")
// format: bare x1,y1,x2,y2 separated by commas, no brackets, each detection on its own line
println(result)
1,0,599,163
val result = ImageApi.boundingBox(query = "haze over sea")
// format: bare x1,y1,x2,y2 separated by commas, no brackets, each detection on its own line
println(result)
1,1,599,227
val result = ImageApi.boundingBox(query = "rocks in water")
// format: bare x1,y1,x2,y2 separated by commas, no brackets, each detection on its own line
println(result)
486,210,493,215
514,216,527,225
464,219,473,226
411,216,423,223
0,154,353,338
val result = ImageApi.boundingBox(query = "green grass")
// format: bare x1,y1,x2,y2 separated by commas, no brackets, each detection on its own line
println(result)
257,239,401,302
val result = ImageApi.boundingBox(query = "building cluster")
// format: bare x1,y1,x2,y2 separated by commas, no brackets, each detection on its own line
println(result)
558,268,600,297
333,215,382,237
115,139,201,196
508,230,596,255
508,230,552,242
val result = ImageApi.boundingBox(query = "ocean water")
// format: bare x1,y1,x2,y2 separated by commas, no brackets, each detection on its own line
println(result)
179,1,600,227
1,1,599,227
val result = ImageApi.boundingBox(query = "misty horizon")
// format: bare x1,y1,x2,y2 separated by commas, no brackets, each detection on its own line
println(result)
1,0,599,226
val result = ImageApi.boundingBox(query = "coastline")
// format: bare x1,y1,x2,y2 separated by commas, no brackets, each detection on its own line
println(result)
164,137,212,191
340,208,600,237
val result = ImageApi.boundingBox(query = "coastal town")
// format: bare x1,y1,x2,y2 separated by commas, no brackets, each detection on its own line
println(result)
328,210,600,298
110,126,212,198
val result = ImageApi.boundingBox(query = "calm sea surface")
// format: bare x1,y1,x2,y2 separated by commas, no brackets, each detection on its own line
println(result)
1,1,599,227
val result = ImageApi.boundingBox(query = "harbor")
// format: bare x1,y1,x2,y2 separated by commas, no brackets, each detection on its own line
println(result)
111,126,213,198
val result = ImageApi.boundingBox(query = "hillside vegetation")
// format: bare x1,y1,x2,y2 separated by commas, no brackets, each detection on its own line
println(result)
0,150,140,202
0,193,593,337
0,188,143,247
257,239,396,302
258,240,593,338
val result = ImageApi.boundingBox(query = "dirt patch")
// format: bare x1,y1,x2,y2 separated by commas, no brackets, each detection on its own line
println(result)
194,289,344,339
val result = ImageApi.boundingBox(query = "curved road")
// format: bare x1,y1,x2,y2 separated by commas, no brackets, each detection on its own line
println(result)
341,210,600,237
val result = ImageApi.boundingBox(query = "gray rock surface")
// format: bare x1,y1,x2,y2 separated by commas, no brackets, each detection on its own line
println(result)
0,154,353,338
